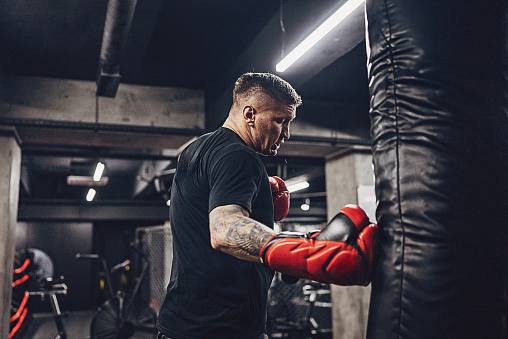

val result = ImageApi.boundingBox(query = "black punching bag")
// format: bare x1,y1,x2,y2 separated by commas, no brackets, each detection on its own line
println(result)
365,1,508,338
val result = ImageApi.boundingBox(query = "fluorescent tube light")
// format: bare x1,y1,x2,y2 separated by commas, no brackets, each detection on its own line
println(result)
287,181,309,193
93,162,105,182
276,0,365,72
86,188,96,202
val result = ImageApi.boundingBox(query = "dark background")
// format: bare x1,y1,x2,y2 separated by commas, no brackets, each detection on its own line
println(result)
3,0,371,311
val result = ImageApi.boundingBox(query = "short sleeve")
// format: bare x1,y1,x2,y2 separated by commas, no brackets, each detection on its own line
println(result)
208,149,263,215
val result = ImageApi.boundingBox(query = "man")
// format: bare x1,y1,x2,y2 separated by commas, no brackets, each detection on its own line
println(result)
156,72,379,338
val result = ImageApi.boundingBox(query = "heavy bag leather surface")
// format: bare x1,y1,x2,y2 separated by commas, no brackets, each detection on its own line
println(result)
365,1,508,338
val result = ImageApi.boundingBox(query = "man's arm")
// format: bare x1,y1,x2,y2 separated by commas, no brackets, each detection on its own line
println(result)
209,204,276,262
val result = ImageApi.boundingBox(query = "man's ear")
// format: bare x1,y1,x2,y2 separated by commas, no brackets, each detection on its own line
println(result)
242,105,255,125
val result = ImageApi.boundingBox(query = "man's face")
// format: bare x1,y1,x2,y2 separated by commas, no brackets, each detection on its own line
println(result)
250,98,296,156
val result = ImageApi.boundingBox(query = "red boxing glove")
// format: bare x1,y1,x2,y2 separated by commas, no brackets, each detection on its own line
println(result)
260,204,380,286
269,176,289,221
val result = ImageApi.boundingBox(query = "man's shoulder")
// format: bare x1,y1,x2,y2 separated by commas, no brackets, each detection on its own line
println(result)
208,131,262,171
208,128,254,155
179,128,257,170
191,127,240,147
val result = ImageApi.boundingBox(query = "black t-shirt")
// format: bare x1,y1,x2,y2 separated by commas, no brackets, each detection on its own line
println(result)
157,127,274,339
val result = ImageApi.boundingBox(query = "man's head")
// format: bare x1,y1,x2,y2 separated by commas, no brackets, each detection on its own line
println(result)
225,72,302,156
232,72,302,108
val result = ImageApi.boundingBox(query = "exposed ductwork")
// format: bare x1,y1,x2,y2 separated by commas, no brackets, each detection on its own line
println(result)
96,0,138,97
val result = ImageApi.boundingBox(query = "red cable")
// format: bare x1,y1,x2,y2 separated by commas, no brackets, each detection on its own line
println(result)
13,259,30,274
10,292,29,322
9,307,28,339
12,275,29,288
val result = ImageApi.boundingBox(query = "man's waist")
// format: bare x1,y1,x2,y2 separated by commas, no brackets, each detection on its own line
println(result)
157,330,267,339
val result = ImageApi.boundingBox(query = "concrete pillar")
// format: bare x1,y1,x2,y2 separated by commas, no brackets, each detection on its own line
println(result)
325,150,375,339
0,134,21,338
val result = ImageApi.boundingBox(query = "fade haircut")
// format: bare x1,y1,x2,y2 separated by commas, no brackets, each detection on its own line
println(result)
233,72,302,107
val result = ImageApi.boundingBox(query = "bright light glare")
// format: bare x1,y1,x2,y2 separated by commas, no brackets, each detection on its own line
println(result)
276,0,365,72
86,188,96,202
300,203,310,211
166,199,171,207
93,162,105,182
287,181,309,193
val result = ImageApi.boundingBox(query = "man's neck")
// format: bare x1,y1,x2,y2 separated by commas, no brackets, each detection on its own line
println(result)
222,117,252,148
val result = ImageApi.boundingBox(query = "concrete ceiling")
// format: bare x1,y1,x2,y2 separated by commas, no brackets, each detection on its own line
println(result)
0,0,371,224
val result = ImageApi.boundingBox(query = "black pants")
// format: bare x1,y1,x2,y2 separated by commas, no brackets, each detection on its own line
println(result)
157,331,267,339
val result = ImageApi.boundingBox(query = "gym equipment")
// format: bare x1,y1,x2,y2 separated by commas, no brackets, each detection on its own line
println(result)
76,244,157,339
365,0,508,338
27,278,69,339
267,274,332,339
10,249,68,339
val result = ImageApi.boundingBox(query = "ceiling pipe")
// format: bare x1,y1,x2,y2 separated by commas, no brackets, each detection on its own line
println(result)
96,0,138,97
132,160,172,198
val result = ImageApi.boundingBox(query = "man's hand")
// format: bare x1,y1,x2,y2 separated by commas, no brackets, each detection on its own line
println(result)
260,204,380,286
269,176,289,221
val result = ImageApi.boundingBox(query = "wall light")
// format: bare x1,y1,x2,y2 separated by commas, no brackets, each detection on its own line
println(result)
300,198,310,211
93,162,105,182
86,188,96,202
276,0,365,72
287,181,309,193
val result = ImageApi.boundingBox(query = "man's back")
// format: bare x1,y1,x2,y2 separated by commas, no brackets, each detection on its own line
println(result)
157,127,274,339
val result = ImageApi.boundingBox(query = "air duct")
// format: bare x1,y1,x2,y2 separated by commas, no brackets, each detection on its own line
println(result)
67,175,109,187
96,0,138,97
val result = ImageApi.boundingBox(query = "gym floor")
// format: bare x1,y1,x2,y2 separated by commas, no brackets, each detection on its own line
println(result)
16,311,156,339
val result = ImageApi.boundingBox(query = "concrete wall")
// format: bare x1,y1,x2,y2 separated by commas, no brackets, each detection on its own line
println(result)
325,151,374,339
0,75,205,130
0,136,21,338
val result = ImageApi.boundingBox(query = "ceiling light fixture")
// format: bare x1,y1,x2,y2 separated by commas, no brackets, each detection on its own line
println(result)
300,198,310,211
93,162,105,182
67,175,109,186
276,0,365,72
86,188,96,202
287,181,309,193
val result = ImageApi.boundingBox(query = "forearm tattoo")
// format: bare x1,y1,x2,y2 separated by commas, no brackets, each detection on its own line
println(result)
210,205,275,262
